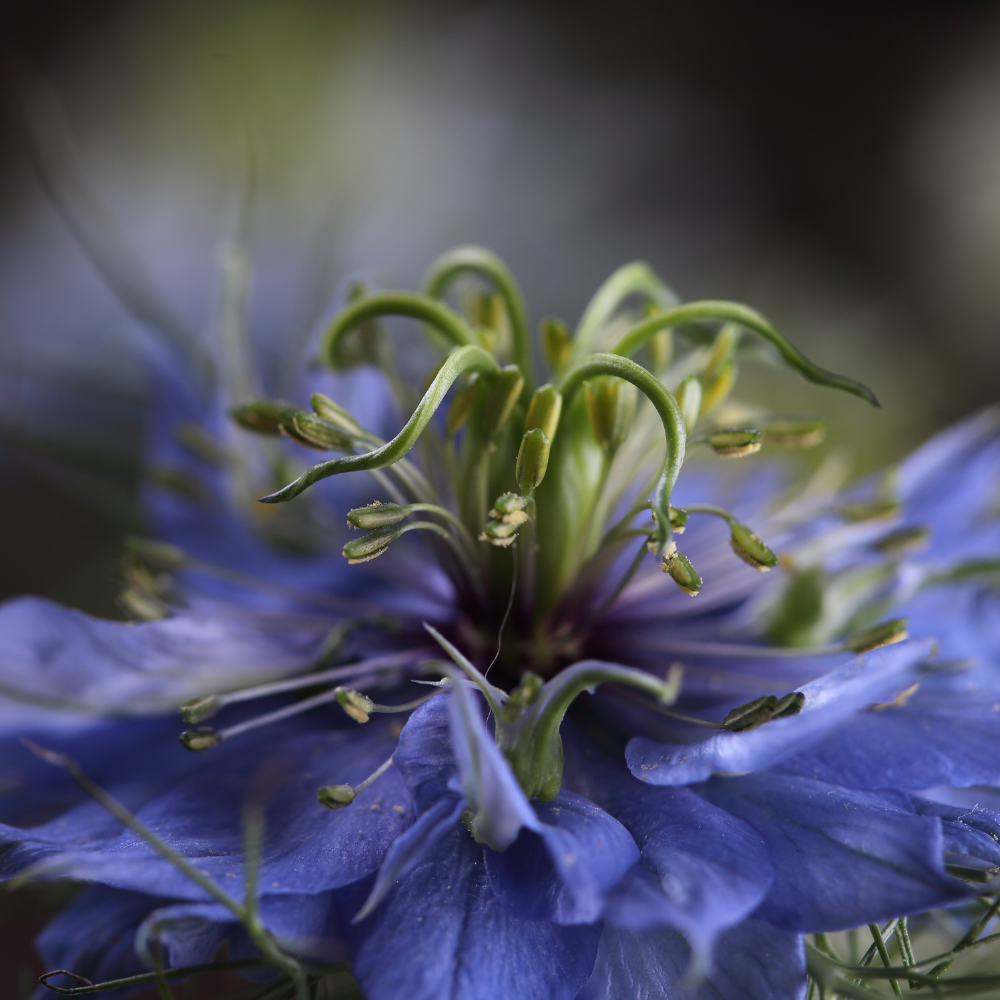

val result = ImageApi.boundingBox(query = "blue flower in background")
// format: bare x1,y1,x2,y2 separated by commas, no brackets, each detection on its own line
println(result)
2,243,1000,1000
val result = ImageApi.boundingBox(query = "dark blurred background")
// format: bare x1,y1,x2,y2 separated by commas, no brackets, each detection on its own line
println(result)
1,1,999,992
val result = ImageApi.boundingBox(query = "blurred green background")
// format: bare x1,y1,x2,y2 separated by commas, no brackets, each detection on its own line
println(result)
1,1,1000,991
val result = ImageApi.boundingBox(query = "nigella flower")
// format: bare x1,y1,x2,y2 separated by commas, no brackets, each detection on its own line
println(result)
2,244,1000,1000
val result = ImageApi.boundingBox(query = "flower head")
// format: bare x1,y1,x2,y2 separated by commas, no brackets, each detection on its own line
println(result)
3,247,1000,1000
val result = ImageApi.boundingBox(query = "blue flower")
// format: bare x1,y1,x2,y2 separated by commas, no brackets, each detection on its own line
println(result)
3,247,1000,1000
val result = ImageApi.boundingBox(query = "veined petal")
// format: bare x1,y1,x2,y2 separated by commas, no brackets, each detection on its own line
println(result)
626,640,932,786
0,595,330,721
484,790,638,924
1,724,409,897
448,679,539,851
347,827,601,1000
578,917,805,1000
573,755,772,961
704,772,970,931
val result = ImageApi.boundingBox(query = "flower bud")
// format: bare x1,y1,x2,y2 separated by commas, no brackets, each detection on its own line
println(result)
317,784,356,809
516,427,551,490
335,687,375,724
661,544,703,596
762,417,827,449
585,376,636,451
180,727,222,752
310,393,367,438
347,502,408,530
541,317,572,371
675,376,702,432
483,365,525,438
179,694,222,724
846,618,908,654
706,428,762,458
343,528,402,565
729,521,778,571
523,385,562,441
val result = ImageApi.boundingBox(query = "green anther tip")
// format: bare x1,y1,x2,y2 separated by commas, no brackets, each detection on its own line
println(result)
347,502,408,530
722,691,804,732
516,427,551,490
706,428,762,458
846,618,909,654
762,417,827,449
668,507,689,533
179,694,222,724
343,527,402,565
125,537,188,570
292,412,354,452
523,384,563,441
335,688,374,724
310,393,367,438
660,544,703,596
729,522,778,571
179,727,222,752
317,784,356,809
840,499,901,523
492,492,529,516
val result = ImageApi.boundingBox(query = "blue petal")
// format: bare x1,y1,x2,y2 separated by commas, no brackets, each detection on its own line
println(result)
484,790,638,925
911,797,1000,867
578,918,805,1000
0,595,330,723
347,826,601,1000
34,886,161,996
2,723,410,898
393,694,457,814
704,772,970,931
626,640,932,786
572,756,772,959
354,794,465,922
448,680,539,851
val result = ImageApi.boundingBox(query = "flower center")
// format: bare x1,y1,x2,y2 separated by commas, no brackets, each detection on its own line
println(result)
243,247,874,683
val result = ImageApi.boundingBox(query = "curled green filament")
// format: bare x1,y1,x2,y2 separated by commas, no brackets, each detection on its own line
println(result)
558,353,686,557
260,345,499,502
610,300,880,406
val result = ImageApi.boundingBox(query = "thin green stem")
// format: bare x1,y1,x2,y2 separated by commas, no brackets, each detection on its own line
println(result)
320,291,476,368
868,923,901,996
353,755,395,796
423,246,534,396
261,346,499,503
609,300,878,406
571,261,679,362
558,353,685,557
37,960,267,995
424,624,507,723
